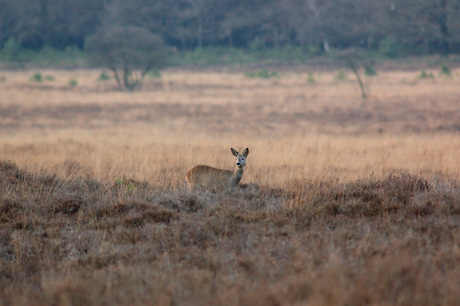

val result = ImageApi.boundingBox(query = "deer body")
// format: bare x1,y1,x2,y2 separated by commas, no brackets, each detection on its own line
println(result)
186,148,249,191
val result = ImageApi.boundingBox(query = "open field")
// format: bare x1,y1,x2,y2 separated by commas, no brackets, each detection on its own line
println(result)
1,67,460,305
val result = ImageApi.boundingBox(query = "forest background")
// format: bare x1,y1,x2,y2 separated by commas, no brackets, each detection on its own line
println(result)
1,0,460,67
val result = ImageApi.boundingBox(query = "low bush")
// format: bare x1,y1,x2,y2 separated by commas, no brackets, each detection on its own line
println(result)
98,71,111,81
418,70,435,79
306,72,316,84
439,65,452,77
68,78,78,87
335,70,348,82
30,72,43,82
245,68,280,79
147,70,162,79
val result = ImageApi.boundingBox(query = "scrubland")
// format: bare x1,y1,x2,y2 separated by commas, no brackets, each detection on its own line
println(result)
1,67,460,305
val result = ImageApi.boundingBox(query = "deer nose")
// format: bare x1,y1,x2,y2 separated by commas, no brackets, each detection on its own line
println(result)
236,162,241,167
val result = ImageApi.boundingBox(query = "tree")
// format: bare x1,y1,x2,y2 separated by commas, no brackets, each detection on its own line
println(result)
85,26,168,92
335,48,376,99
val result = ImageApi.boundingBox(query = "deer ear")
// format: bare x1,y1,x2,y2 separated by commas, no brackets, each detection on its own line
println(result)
231,148,238,156
243,148,249,156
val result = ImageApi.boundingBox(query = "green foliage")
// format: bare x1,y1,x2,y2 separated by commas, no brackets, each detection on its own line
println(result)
378,36,403,58
253,44,321,63
170,44,321,67
2,42,459,71
1,42,86,68
30,72,43,82
115,178,135,192
335,70,348,82
170,47,251,66
417,70,435,79
68,78,78,87
248,37,266,51
29,72,56,82
2,38,21,61
38,46,60,60
147,70,162,79
439,65,451,77
33,46,85,68
98,71,111,81
306,72,316,84
263,45,307,62
245,68,280,79
306,45,322,57
364,64,377,76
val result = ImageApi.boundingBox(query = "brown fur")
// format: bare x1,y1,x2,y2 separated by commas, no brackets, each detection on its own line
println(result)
186,148,249,191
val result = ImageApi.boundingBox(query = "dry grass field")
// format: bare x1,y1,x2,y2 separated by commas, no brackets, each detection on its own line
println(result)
1,67,460,305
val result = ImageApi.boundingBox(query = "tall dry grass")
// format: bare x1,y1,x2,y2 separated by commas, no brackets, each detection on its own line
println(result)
1,131,459,188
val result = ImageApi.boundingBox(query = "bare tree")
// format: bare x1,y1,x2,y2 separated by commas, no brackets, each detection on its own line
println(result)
85,26,168,92
335,48,376,99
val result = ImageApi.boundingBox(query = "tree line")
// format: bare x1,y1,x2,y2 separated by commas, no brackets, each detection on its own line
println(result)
1,0,460,56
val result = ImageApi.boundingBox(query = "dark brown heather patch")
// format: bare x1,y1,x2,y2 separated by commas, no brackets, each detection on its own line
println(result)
122,208,178,227
123,215,145,228
0,198,21,222
0,160,26,184
142,209,178,224
288,171,438,218
53,196,83,215
95,200,150,218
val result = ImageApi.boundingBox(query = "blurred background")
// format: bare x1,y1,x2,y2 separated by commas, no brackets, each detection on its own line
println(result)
1,0,459,67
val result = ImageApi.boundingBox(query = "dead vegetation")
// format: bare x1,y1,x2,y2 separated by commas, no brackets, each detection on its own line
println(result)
0,69,460,304
1,159,459,305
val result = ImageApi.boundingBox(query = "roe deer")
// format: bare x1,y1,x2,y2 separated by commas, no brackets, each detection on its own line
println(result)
186,148,249,191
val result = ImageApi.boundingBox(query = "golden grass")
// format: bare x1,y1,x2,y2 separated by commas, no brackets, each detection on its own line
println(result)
1,67,460,304
1,68,459,184
1,129,459,190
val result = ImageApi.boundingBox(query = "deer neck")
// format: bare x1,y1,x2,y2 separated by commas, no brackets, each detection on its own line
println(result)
230,165,244,187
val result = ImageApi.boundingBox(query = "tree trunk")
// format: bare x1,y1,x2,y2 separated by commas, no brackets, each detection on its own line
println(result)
348,60,367,99
110,67,123,91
